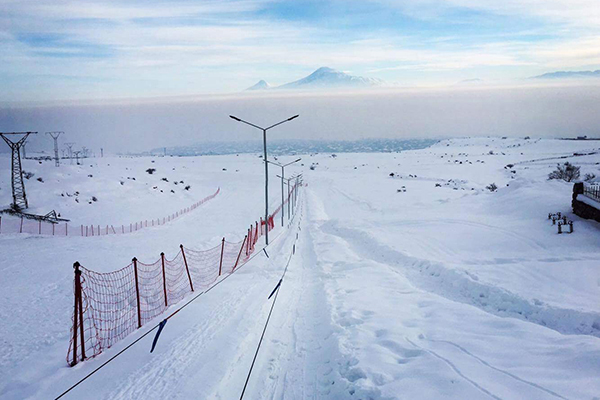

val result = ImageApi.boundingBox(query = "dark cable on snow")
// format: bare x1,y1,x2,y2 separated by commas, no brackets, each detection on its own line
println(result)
54,223,288,400
240,201,303,400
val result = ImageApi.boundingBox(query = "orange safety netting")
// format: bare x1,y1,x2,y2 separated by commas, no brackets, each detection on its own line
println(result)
0,188,220,237
67,184,298,366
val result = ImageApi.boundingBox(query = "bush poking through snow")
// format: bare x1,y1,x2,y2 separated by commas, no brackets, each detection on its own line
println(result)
146,168,156,174
548,162,581,182
185,185,191,191
486,183,498,192
161,177,169,182
91,196,98,202
584,173,596,182
37,177,44,183
23,171,34,179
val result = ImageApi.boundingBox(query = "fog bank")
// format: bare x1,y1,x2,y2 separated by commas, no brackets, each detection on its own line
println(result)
1,84,599,154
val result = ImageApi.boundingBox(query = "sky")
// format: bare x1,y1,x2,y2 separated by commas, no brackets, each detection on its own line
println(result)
2,0,600,102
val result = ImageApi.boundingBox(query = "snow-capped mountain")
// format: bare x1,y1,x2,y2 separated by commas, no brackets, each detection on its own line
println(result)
245,67,385,91
246,80,272,90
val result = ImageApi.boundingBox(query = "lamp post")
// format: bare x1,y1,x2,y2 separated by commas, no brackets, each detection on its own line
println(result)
267,158,301,226
277,174,301,217
229,114,299,245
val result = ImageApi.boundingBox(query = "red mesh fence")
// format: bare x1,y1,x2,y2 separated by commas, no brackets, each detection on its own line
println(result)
67,183,298,366
0,187,220,237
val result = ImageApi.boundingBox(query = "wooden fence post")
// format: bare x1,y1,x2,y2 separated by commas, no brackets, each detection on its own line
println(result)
161,252,168,307
132,258,142,328
219,238,225,276
234,235,247,270
71,262,86,365
246,229,250,255
180,245,194,292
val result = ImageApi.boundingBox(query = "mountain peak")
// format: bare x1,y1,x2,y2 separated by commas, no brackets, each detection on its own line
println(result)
278,67,384,90
243,67,385,92
246,80,272,91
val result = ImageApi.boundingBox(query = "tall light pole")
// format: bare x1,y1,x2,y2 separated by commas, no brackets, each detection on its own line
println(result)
267,158,301,226
277,175,298,218
229,114,299,245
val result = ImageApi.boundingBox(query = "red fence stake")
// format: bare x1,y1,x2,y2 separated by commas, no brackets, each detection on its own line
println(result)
161,252,168,307
132,258,142,328
234,235,247,270
180,245,194,292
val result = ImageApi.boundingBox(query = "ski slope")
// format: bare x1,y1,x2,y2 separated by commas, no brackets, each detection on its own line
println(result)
1,137,600,399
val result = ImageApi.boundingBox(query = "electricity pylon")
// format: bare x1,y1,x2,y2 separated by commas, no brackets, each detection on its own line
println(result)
0,132,37,210
73,150,81,165
65,142,75,164
46,131,63,167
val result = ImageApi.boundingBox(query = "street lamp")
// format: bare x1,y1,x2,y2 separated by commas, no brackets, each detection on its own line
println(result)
229,114,299,245
267,158,301,226
277,173,302,217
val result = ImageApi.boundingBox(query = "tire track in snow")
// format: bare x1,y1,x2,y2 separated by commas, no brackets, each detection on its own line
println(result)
427,339,569,400
405,338,503,400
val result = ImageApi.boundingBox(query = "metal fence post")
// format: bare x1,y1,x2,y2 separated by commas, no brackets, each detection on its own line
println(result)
132,257,142,328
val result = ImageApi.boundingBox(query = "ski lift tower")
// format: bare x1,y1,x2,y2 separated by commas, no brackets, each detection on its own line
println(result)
46,131,63,167
0,132,37,210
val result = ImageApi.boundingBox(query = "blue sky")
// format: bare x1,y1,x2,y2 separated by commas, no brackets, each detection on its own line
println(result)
2,0,600,102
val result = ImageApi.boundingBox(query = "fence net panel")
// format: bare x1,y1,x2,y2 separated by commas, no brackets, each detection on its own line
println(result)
67,184,299,366
1,187,219,237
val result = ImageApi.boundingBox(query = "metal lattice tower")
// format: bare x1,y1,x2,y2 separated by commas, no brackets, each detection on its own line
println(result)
46,131,63,167
0,132,37,210
65,142,75,164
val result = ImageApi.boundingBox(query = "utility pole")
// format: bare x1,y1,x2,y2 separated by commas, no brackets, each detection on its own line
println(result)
268,158,301,226
65,142,75,164
46,131,63,167
230,114,299,245
73,150,81,165
0,132,37,210
101,148,104,158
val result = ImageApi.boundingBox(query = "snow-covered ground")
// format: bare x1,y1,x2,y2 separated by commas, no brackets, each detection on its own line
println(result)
1,137,600,399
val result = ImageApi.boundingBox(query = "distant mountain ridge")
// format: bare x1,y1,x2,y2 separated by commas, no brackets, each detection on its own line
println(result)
532,70,600,79
245,67,385,91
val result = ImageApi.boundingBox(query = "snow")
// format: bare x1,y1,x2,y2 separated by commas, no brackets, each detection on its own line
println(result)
1,137,600,399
